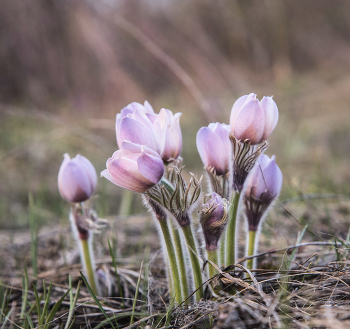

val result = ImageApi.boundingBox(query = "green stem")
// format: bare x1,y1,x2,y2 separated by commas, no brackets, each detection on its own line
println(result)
171,224,189,303
219,234,225,268
247,230,257,270
181,225,204,301
226,192,241,266
80,238,99,295
158,220,183,303
207,249,219,279
118,190,134,217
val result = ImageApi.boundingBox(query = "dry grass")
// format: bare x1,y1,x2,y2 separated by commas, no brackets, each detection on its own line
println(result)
1,195,350,328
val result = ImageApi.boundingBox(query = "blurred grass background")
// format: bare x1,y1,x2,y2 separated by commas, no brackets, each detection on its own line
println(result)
1,0,350,232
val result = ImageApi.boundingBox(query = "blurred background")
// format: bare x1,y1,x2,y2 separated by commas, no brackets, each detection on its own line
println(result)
1,0,350,231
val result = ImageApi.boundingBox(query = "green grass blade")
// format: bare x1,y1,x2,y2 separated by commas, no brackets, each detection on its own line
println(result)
32,284,41,320
0,286,8,323
108,238,124,308
64,279,81,329
130,261,143,326
0,308,12,329
20,268,29,319
165,295,175,327
39,282,52,325
43,288,70,329
80,272,117,329
93,312,145,329
29,193,38,277
67,316,76,329
25,313,34,329
288,225,308,269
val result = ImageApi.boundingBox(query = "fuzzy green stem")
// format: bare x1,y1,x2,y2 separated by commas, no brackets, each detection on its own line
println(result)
207,249,219,279
80,238,99,295
171,224,189,303
247,230,257,270
226,192,241,266
181,225,204,301
159,220,183,303
219,235,225,268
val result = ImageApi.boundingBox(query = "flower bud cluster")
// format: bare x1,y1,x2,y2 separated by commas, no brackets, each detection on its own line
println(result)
147,166,202,226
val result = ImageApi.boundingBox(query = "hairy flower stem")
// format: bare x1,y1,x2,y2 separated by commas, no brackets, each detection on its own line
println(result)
219,236,225,267
80,238,99,295
247,230,257,269
207,249,219,278
171,224,189,303
181,224,204,301
158,220,183,303
225,192,241,266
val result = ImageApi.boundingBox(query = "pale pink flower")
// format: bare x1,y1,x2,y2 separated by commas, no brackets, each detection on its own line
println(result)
101,142,164,193
58,154,97,203
230,93,279,145
116,108,167,156
196,123,231,175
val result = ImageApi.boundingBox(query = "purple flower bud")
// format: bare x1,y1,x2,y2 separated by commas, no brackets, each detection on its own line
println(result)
58,154,97,203
162,109,182,161
116,105,167,156
101,142,164,193
196,123,231,175
244,154,283,230
230,93,279,145
200,193,228,251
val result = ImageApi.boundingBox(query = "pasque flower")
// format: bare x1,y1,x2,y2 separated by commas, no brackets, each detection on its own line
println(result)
230,93,279,145
200,193,228,251
58,154,97,203
196,123,231,176
116,107,167,155
101,141,164,193
244,154,283,231
163,110,182,161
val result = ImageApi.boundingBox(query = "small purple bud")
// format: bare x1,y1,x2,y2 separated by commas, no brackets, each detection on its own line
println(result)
101,142,164,193
230,93,279,145
200,193,228,251
244,154,283,230
196,123,231,175
162,110,182,161
58,154,97,203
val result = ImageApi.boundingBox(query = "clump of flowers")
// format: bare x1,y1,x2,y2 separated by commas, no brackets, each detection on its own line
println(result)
58,94,283,303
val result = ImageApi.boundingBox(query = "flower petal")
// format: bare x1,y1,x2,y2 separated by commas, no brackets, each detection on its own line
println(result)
260,96,279,140
58,158,92,202
196,127,228,175
106,155,154,192
137,150,164,184
230,93,255,130
119,113,158,152
73,155,97,192
232,97,265,144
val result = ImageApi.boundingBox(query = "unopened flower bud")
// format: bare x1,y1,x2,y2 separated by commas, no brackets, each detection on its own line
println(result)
244,154,283,231
196,123,231,176
58,154,97,203
230,93,279,145
101,142,164,193
200,193,228,251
